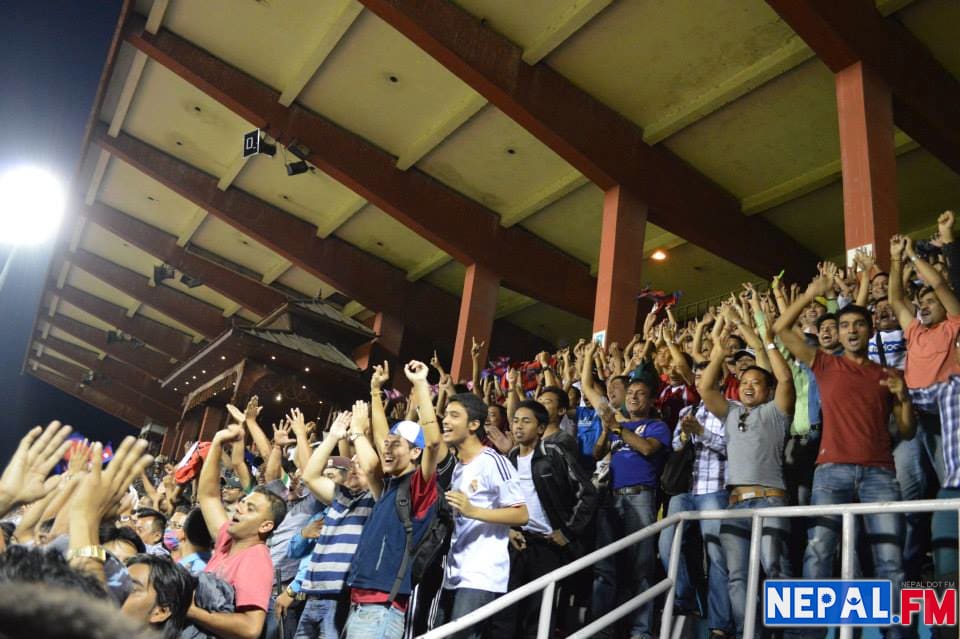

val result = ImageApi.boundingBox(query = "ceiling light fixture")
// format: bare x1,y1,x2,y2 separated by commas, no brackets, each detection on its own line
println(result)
153,263,176,284
651,250,668,261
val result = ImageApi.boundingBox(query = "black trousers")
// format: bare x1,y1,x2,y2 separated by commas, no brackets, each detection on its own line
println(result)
489,533,569,639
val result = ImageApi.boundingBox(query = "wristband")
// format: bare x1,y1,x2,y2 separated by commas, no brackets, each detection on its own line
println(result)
766,343,777,351
67,545,107,563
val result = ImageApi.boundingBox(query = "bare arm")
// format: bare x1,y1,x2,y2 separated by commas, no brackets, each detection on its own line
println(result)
662,323,695,386
698,341,731,420
907,237,960,316
888,236,918,330
185,607,267,639
407,360,445,480
287,408,314,472
369,362,392,456
230,434,253,490
446,491,528,527
198,427,239,539
470,337,484,396
579,341,606,410
773,274,831,366
302,413,349,505
883,374,916,441
227,397,272,461
348,402,383,499
538,351,560,388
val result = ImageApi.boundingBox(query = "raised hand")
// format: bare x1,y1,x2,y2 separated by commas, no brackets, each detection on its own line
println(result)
805,272,834,299
471,337,485,359
642,312,658,340
244,396,262,424
890,234,908,260
506,367,519,388
661,321,676,343
371,361,390,391
939,210,955,245
536,351,550,367
350,401,370,436
880,372,908,401
272,420,295,447
329,411,351,440
67,438,92,475
214,422,244,445
404,360,429,384
73,436,153,523
0,421,73,513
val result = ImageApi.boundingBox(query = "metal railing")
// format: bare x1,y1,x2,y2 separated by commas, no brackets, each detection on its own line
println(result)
419,497,960,639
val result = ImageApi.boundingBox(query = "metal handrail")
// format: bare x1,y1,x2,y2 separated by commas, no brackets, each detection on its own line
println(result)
419,497,960,639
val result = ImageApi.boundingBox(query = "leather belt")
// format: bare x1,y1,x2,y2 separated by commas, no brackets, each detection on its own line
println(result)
613,484,655,496
729,486,786,505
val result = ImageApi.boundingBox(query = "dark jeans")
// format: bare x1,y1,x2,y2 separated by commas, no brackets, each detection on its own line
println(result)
592,488,657,639
434,588,498,639
489,534,567,638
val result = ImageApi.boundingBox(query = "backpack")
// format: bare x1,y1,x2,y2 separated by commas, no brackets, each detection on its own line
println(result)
387,471,454,603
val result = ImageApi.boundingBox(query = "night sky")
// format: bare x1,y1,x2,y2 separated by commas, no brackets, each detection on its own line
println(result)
0,1,128,463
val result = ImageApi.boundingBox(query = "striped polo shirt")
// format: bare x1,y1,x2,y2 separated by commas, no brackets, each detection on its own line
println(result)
301,486,375,595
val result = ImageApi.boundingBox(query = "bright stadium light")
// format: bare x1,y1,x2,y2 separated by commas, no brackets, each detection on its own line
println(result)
0,166,66,246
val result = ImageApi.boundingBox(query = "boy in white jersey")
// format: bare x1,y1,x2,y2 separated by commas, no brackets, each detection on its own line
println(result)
435,392,528,639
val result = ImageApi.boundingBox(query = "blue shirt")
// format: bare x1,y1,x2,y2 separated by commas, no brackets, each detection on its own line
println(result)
609,418,672,489
576,406,602,473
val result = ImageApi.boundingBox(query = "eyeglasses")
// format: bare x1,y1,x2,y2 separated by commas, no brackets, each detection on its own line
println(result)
738,410,749,433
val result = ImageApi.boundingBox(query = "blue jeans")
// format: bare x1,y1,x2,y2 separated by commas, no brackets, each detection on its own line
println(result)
803,463,906,639
932,486,960,582
894,437,930,580
658,490,733,633
294,597,338,639
433,588,498,639
592,489,657,639
344,604,405,639
720,495,790,638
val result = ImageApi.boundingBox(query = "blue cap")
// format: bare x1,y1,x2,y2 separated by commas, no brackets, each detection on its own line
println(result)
389,420,425,449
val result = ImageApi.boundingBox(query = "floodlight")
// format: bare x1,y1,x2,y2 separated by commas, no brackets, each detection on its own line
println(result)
0,166,65,245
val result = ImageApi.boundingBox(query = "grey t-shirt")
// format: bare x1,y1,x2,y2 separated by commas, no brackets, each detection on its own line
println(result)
723,400,790,490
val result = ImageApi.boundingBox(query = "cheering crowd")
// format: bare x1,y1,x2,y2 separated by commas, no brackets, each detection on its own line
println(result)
1,211,960,639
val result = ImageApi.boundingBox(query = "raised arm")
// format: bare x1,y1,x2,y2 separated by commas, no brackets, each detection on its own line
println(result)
198,425,242,539
538,351,560,388
661,323,695,386
348,401,384,499
881,373,916,440
723,299,772,373
906,235,960,316
579,340,606,410
697,340,731,419
287,408,315,472
369,362,392,456
888,235,919,330
227,396,271,461
230,431,253,490
760,321,796,415
471,337,484,395
406,360,445,480
303,412,350,505
773,273,831,366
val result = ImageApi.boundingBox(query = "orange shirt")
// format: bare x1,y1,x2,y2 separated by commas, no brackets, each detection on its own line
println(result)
904,315,960,389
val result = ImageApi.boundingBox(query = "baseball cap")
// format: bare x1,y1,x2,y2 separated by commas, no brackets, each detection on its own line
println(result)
221,474,243,490
327,456,351,471
733,348,757,362
389,420,425,449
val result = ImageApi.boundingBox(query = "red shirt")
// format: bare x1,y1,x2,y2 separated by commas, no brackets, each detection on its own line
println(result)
810,350,894,469
205,522,274,611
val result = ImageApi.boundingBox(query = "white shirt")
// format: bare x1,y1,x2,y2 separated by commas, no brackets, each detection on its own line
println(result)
516,452,552,535
443,448,526,593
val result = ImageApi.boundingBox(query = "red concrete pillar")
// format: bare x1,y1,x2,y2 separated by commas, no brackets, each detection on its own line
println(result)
354,312,404,370
836,61,898,269
450,264,499,384
593,186,647,347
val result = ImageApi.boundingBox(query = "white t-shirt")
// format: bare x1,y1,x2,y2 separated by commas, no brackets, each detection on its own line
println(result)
516,452,552,535
443,447,526,593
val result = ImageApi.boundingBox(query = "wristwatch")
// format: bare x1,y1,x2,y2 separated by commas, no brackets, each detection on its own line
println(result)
67,545,107,563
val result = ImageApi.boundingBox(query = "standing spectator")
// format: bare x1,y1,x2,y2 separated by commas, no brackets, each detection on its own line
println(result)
491,399,597,638
776,270,915,639
344,361,444,639
434,391,528,637
701,306,795,638
189,423,288,639
584,339,671,639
